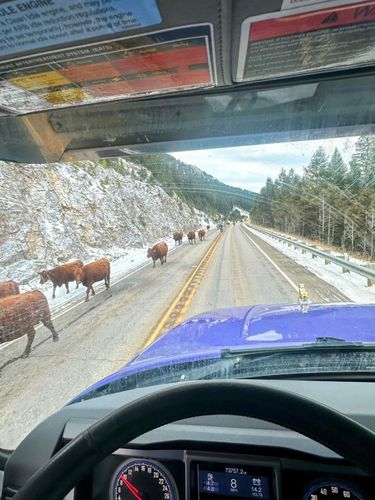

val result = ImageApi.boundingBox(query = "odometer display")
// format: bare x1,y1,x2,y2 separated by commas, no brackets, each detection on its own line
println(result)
303,481,366,499
111,459,178,500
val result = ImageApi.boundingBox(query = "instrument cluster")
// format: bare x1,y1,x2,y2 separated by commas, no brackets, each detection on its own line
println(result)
91,450,372,500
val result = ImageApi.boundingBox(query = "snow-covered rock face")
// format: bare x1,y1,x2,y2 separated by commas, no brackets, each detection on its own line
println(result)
0,159,200,284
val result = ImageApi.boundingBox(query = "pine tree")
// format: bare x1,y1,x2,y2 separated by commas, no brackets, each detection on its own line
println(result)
304,146,329,183
251,140,375,257
349,135,375,191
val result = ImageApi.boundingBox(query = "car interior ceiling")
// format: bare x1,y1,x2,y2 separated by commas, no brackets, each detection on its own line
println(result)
0,0,373,163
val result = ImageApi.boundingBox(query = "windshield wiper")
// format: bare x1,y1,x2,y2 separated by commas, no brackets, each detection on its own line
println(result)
220,338,367,358
303,336,366,349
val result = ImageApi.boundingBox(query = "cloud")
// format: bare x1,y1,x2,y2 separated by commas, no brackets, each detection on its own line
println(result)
172,137,357,193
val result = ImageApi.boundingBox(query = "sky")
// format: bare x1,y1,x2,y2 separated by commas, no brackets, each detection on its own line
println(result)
172,137,356,193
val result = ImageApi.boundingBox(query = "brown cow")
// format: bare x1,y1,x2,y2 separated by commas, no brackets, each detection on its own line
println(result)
147,241,168,267
187,230,196,244
0,291,58,358
38,259,83,299
198,229,206,241
173,231,183,246
0,280,20,298
74,258,110,302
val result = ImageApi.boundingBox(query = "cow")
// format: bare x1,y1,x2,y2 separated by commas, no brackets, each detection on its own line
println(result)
173,231,183,246
0,291,58,358
74,258,110,302
38,259,83,299
198,229,206,241
0,280,20,298
147,241,168,267
187,230,196,244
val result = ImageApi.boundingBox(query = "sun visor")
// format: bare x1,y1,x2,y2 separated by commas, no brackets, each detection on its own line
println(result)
0,0,217,114
236,0,375,82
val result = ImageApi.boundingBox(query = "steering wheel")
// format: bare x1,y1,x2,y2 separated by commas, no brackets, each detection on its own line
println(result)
14,381,375,500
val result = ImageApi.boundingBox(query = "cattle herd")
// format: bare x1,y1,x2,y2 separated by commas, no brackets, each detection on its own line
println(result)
0,257,111,358
0,227,209,358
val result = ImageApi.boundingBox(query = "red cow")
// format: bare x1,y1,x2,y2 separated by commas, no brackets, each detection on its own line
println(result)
198,229,206,241
38,259,83,299
147,241,168,267
74,258,110,302
187,230,196,244
0,280,20,298
0,291,58,358
173,231,183,246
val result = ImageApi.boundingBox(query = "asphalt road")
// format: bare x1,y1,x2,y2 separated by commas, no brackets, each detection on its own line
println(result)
0,234,215,449
0,225,349,449
186,225,348,317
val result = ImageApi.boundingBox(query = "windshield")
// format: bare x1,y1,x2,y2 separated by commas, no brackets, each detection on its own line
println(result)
2,130,375,449
1,3,375,451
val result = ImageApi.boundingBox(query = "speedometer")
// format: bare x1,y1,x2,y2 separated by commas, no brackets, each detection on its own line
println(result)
110,459,178,500
302,481,366,499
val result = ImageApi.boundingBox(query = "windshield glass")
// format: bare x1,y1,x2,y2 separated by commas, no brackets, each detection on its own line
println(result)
1,130,374,448
0,5,375,449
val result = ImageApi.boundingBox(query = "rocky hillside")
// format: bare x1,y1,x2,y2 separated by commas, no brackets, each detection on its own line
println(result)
0,159,204,285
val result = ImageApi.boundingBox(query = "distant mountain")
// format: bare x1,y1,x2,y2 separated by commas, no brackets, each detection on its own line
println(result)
129,153,257,215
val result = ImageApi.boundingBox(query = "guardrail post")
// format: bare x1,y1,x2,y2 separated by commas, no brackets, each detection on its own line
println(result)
324,251,331,265
310,245,317,258
342,253,350,273
367,263,375,286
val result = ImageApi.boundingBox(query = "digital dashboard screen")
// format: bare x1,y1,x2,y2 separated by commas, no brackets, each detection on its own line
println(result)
192,461,275,499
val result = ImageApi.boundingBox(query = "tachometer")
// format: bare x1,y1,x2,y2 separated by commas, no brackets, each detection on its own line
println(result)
303,481,366,499
110,459,178,500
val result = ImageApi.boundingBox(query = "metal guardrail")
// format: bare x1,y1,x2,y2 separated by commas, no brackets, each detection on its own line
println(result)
245,224,375,287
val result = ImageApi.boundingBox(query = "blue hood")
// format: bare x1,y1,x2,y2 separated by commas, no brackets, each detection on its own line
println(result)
74,303,375,399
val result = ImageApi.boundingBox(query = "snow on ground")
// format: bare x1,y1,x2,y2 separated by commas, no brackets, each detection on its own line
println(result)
247,226,375,304
23,235,178,317
232,205,249,218
21,223,215,318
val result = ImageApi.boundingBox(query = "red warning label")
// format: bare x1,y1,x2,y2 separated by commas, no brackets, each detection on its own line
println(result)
250,2,375,41
237,1,375,81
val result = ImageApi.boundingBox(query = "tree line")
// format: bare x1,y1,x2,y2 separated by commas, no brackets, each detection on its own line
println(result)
131,153,256,216
251,136,375,258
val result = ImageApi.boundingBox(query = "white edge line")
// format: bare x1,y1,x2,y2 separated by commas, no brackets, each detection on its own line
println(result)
242,226,299,293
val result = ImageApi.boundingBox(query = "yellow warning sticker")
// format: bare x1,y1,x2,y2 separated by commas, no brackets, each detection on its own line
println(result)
10,71,71,90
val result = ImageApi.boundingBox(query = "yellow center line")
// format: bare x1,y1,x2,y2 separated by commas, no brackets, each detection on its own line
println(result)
173,241,219,324
143,233,222,348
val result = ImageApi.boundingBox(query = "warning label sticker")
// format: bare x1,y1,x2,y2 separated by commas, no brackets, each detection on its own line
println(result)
0,25,216,113
237,0,375,81
0,0,162,58
281,0,365,10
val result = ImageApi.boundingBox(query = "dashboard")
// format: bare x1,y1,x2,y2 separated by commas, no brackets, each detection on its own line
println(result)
2,380,375,500
85,448,373,500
